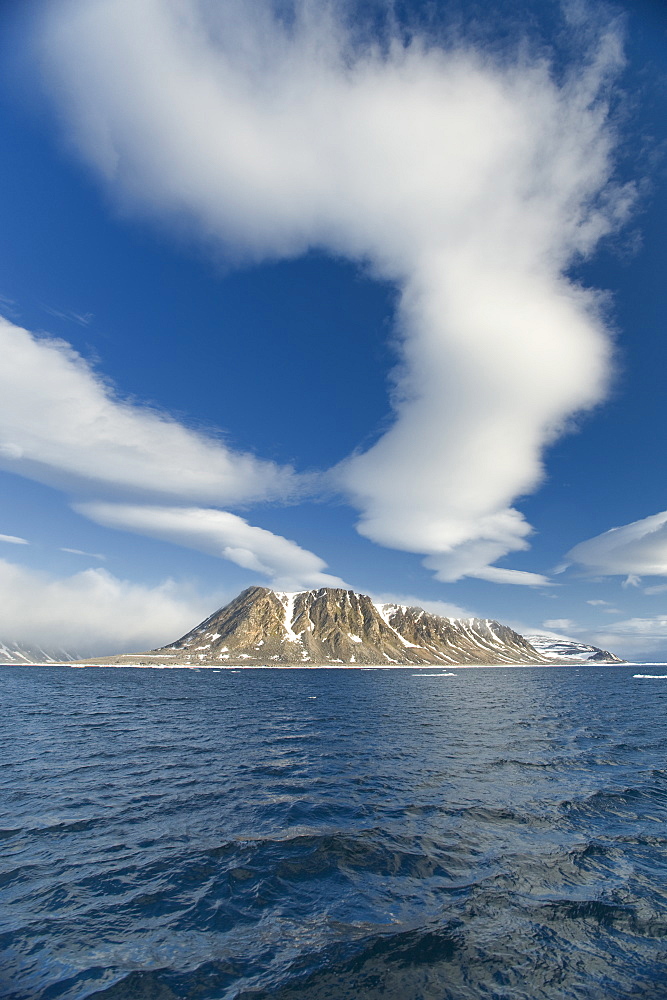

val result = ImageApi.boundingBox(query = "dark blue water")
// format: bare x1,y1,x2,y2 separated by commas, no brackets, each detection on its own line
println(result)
1,665,667,1000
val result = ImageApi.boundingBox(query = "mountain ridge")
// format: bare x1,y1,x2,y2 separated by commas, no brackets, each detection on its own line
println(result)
70,585,599,667
0,639,78,665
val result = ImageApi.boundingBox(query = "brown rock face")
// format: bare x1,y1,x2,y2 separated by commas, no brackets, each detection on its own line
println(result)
133,586,554,666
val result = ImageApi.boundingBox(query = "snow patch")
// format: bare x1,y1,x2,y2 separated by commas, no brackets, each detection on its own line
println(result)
276,592,301,643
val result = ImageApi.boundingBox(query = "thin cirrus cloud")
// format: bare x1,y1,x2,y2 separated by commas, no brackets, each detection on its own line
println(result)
33,0,632,585
61,547,106,560
0,315,345,590
0,533,29,545
562,511,667,583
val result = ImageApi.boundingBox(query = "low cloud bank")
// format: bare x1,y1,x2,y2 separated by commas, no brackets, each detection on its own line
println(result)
34,0,632,585
0,558,222,656
532,613,667,661
586,617,667,660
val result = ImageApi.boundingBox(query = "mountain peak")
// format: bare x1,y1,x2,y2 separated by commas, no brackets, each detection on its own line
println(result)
135,585,556,666
65,587,626,667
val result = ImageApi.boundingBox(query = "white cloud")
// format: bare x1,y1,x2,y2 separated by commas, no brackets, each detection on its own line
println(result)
76,502,348,591
564,511,667,581
542,618,581,632
0,315,344,597
33,0,631,585
585,598,620,613
0,533,29,545
464,565,552,587
0,316,297,505
0,557,222,656
61,547,106,559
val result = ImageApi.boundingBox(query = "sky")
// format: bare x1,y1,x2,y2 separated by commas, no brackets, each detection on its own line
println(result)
0,0,666,660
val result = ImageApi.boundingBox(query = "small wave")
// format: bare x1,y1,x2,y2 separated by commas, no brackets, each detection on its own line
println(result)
231,922,463,1000
634,674,667,679
413,672,456,677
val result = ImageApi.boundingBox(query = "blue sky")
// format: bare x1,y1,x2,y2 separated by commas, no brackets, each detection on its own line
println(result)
0,0,666,660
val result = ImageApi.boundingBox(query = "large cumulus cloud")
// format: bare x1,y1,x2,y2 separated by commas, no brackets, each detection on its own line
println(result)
28,0,632,584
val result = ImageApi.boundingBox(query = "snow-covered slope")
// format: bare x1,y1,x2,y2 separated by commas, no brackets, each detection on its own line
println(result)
522,634,624,664
0,640,77,665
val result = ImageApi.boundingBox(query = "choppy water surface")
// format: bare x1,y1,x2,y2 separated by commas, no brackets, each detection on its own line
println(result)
1,665,667,999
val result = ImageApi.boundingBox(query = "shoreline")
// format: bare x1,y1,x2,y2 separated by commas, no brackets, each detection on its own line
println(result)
2,661,653,669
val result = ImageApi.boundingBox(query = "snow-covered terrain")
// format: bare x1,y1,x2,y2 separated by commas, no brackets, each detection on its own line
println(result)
523,634,624,664
75,586,568,666
0,640,77,665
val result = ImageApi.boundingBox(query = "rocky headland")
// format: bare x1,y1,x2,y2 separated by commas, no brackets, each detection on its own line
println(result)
69,585,623,667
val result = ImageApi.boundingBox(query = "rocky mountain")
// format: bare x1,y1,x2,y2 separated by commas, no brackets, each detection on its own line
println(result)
0,639,77,665
80,586,560,667
523,634,625,664
156,587,556,666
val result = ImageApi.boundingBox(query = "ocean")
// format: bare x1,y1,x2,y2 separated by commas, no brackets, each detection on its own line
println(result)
1,664,666,999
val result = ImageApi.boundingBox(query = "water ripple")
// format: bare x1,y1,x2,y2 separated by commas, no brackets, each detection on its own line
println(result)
1,664,667,999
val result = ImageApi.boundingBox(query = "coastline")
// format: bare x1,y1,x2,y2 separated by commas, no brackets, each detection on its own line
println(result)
2,661,653,669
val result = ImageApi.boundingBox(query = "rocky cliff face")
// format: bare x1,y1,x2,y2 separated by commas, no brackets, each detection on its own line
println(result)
129,586,555,666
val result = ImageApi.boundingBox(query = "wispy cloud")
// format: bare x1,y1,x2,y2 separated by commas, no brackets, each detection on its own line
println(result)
0,533,29,545
34,0,632,586
0,316,298,505
563,511,667,583
586,598,620,613
60,547,106,560
76,502,347,591
42,305,94,327
0,557,224,656
0,293,20,318
0,314,339,590
542,618,581,633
